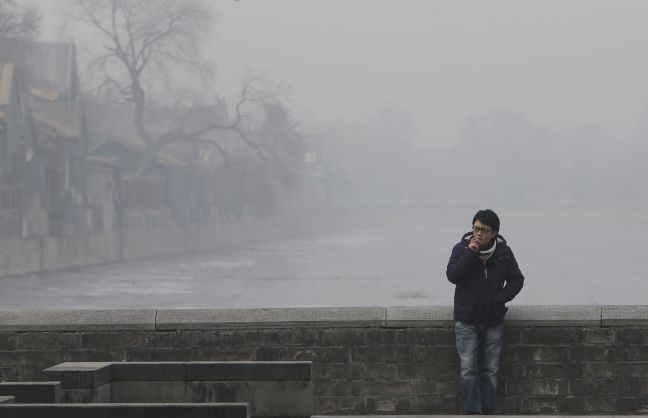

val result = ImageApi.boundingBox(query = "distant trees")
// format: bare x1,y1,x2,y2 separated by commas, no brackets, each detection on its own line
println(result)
0,0,40,41
70,0,294,177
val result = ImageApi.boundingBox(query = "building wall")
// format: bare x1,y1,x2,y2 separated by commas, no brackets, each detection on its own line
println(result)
0,306,646,414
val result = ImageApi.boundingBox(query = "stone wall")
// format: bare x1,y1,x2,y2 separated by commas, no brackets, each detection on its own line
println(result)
0,305,647,414
0,206,337,278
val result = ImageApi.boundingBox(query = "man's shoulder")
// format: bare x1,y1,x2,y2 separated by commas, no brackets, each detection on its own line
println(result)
452,239,467,250
495,241,516,256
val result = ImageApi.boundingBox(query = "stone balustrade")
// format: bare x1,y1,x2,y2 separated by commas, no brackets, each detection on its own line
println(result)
0,305,647,414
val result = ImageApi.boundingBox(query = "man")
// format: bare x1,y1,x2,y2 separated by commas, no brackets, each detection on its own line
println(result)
446,209,524,414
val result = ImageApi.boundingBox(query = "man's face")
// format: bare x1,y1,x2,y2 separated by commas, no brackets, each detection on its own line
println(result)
472,220,496,247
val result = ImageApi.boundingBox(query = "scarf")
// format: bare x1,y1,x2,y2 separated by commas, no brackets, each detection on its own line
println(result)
479,239,497,259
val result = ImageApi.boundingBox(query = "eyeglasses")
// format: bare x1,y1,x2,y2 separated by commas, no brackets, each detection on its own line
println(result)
472,225,493,234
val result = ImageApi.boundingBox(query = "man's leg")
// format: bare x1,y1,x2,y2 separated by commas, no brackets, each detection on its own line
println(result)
479,323,504,414
455,321,481,414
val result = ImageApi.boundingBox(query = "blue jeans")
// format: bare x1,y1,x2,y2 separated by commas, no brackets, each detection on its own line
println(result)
454,321,504,414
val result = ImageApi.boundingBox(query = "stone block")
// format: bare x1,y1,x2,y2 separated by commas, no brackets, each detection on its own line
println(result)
615,328,647,344
0,381,61,403
504,379,569,396
583,362,618,379
186,361,311,381
409,395,458,414
0,334,17,350
560,396,617,413
123,347,192,361
41,362,112,389
0,310,156,331
523,327,585,344
519,396,559,414
350,380,410,397
111,362,186,381
617,397,648,413
350,347,410,363
314,396,366,414
506,305,601,326
187,380,312,417
616,346,648,361
255,346,288,361
570,345,616,361
397,363,456,380
315,363,364,380
156,307,385,330
366,329,399,345
191,347,256,362
411,379,456,396
16,332,81,350
61,382,111,403
82,331,147,348
570,378,617,396
618,363,648,378
410,345,457,364
616,377,648,396
0,403,250,418
364,363,397,380
507,346,570,362
0,367,16,381
522,363,583,379
584,327,616,344
602,305,648,327
385,305,453,327
289,329,321,346
111,381,186,402
313,379,349,397
264,330,292,346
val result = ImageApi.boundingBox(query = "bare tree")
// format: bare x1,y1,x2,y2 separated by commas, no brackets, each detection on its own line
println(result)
0,0,41,40
71,0,274,176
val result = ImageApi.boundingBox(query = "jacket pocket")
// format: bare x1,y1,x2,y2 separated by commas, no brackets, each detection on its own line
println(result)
489,302,508,325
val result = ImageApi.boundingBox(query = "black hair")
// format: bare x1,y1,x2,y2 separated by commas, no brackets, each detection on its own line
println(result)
472,209,500,232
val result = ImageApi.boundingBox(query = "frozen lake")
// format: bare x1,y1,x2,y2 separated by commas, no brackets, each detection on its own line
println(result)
0,204,646,310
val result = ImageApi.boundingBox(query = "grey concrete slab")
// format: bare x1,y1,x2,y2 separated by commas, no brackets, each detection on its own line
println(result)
156,307,386,330
602,305,648,327
111,362,187,381
0,381,61,403
186,361,312,381
111,381,186,403
504,305,602,326
41,362,112,389
0,310,156,331
60,383,111,403
186,381,312,418
0,403,249,418
0,396,14,404
385,305,454,327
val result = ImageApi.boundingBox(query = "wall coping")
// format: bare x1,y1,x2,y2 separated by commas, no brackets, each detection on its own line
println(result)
0,305,647,331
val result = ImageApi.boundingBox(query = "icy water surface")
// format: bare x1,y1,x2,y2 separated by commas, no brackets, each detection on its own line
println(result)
0,205,646,309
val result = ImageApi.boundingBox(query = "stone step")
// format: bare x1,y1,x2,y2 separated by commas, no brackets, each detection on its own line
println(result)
0,403,249,418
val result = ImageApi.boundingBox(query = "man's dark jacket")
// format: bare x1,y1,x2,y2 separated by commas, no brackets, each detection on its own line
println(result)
446,232,524,326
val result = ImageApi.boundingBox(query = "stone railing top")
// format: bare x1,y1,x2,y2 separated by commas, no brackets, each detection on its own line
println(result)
0,310,156,331
0,305,647,331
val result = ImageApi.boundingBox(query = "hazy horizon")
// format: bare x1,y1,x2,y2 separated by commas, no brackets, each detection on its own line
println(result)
31,0,648,148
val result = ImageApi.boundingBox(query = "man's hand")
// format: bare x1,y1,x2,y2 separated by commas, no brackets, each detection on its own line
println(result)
468,238,480,252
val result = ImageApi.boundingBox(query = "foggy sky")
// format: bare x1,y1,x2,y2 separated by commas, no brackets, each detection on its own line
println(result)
35,0,648,145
